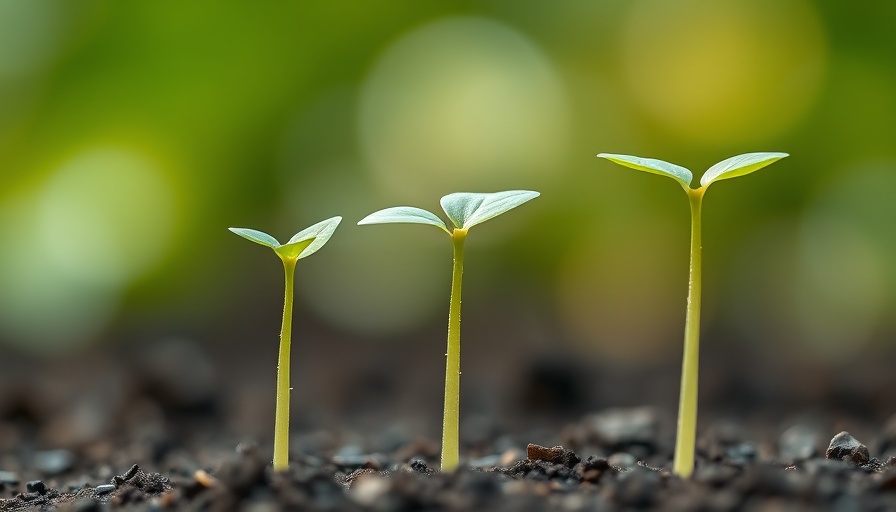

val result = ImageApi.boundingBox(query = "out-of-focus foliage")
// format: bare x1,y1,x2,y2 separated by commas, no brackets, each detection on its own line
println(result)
1,1,894,365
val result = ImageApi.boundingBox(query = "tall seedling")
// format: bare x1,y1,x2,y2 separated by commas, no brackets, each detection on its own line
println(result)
229,216,342,471
359,190,539,471
597,152,788,478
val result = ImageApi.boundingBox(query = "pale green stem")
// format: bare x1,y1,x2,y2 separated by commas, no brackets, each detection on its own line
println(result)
273,257,297,471
441,228,467,471
673,187,704,478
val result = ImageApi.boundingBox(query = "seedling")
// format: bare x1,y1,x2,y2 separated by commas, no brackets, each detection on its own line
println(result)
596,152,788,478
358,190,539,471
229,216,342,471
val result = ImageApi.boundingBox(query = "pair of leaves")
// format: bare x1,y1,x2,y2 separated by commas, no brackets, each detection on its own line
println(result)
229,216,343,261
597,152,788,189
357,190,540,233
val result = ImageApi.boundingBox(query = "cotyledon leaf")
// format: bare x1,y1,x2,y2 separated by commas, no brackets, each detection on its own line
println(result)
597,153,693,189
229,227,280,249
230,216,342,261
700,152,789,188
357,206,449,233
440,190,540,230
285,216,343,260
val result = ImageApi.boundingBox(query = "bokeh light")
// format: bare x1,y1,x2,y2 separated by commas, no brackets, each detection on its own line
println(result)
359,16,568,198
0,145,178,352
620,0,827,146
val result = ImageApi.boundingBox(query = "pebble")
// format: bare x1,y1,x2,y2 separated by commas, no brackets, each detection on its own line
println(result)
26,480,47,494
779,424,819,462
94,484,116,495
193,469,218,488
825,431,870,465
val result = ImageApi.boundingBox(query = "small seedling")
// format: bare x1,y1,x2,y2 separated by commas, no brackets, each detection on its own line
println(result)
597,152,788,478
229,216,342,471
358,190,539,471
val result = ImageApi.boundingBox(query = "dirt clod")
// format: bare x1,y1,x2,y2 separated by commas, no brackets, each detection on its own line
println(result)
526,443,580,467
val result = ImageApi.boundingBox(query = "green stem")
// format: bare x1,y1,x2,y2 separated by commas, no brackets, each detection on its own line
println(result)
441,229,467,471
673,188,704,478
273,257,297,471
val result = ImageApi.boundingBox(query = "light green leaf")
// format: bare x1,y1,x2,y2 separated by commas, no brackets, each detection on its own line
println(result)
440,190,540,230
597,153,693,189
357,206,449,233
229,227,279,248
284,216,342,260
700,152,789,188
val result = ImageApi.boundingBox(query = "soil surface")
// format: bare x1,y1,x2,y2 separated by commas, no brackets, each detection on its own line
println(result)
2,338,896,510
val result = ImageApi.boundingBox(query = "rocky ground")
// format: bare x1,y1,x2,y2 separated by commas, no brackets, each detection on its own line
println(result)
2,338,895,510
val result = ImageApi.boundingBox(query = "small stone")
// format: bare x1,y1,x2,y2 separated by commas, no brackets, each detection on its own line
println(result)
825,431,870,465
193,469,218,488
94,484,116,495
526,443,580,467
779,424,819,462
26,480,47,494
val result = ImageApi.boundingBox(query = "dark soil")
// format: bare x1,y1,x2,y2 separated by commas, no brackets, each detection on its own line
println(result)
2,338,896,511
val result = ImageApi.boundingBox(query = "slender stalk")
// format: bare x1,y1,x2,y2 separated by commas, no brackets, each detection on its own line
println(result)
273,257,297,471
441,229,467,471
673,188,704,478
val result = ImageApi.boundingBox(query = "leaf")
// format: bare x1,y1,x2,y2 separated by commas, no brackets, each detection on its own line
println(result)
597,153,693,189
229,227,279,248
700,152,789,187
283,216,342,260
440,190,540,230
357,206,449,233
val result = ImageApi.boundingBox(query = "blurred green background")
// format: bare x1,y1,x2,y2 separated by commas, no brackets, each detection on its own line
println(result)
1,0,895,376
